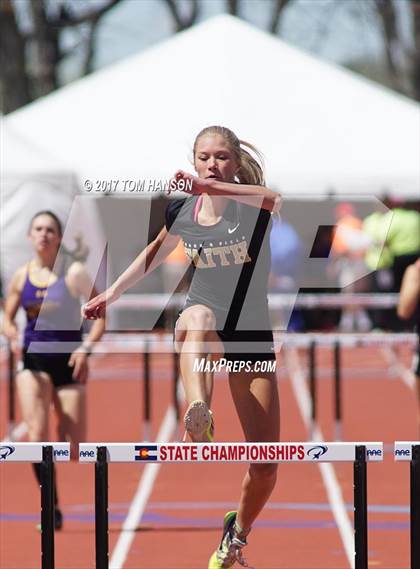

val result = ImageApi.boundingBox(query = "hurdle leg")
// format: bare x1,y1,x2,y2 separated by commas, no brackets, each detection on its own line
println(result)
143,344,151,441
41,445,55,569
411,445,420,569
334,342,342,441
95,446,109,569
173,351,180,440
309,341,317,439
354,445,368,569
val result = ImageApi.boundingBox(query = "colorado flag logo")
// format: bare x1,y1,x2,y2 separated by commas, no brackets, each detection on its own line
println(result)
135,445,158,461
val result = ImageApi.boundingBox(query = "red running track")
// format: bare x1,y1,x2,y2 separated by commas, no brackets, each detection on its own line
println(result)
0,345,418,568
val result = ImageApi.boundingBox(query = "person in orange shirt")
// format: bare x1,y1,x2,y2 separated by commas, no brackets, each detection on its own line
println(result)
331,203,371,332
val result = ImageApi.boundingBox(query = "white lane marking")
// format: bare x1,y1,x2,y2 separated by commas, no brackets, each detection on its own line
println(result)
284,347,354,569
380,346,416,390
109,406,177,569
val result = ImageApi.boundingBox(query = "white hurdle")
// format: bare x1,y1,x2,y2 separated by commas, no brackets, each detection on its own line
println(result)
394,441,420,569
0,442,70,569
80,441,383,569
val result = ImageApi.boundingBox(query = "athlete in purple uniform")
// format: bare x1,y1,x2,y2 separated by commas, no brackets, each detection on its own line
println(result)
3,211,105,529
83,126,281,568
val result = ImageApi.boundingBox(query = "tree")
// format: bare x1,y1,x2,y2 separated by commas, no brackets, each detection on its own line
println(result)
370,0,420,100
0,0,122,114
408,0,420,99
164,0,199,32
2,0,420,115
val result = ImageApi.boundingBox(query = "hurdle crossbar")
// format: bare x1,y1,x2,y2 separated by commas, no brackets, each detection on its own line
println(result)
82,442,382,569
394,442,420,569
108,292,401,311
79,442,383,463
0,442,70,569
68,332,417,353
0,442,71,462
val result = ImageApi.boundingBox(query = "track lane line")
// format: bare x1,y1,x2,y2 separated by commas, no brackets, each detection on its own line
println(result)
380,346,416,390
109,405,177,569
284,346,354,569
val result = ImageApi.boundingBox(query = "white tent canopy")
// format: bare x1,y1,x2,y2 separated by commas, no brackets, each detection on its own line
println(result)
1,124,103,285
4,14,420,198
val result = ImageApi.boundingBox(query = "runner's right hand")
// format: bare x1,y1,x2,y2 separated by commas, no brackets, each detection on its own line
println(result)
82,288,119,320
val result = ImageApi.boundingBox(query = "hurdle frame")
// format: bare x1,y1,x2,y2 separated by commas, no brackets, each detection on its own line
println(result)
83,441,381,569
0,442,70,569
95,446,109,569
298,334,416,443
41,445,55,569
395,442,420,569
143,341,152,441
411,445,420,569
354,445,367,568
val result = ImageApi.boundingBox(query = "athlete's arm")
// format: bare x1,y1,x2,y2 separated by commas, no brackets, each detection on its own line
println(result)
83,227,181,319
67,262,106,344
65,262,106,381
174,170,282,213
397,260,420,320
2,268,25,342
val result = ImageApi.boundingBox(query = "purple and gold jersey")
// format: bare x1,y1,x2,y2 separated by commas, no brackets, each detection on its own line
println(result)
21,265,82,350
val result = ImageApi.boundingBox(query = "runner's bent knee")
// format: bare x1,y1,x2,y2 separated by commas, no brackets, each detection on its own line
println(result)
185,305,217,334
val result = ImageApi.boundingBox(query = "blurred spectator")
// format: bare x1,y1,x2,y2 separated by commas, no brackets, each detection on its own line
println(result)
269,215,304,331
331,203,371,332
363,206,394,328
397,258,420,432
0,273,3,311
397,258,420,321
364,205,420,330
385,207,420,292
364,205,420,292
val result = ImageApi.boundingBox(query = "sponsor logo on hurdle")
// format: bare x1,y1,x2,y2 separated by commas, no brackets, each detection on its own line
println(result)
79,450,96,459
135,445,158,461
0,446,15,460
367,449,382,458
306,445,328,460
393,442,417,461
54,449,70,458
395,449,410,457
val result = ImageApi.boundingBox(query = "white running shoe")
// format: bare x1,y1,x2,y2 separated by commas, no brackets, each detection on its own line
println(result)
183,400,214,442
